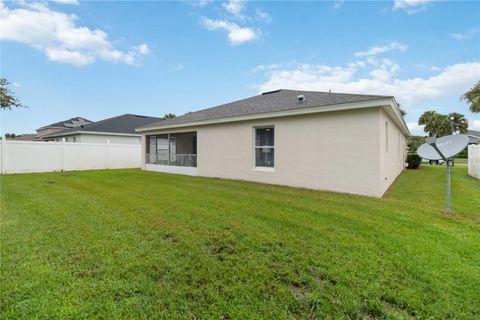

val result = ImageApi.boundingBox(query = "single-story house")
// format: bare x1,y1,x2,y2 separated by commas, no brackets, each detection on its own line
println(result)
467,130,480,144
35,117,93,140
136,89,410,197
42,114,164,144
7,134,37,141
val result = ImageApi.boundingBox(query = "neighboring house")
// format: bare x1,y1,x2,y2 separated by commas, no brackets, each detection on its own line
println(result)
467,130,480,144
42,114,164,144
35,117,93,140
8,134,37,141
136,89,410,197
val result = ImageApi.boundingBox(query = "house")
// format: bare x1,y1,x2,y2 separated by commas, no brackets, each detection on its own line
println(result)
7,134,37,141
467,130,480,144
35,117,93,140
41,114,164,144
136,90,410,197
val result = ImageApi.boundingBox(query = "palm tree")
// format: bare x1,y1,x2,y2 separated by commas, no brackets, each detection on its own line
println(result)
418,110,468,137
418,110,440,137
462,81,480,113
448,112,468,134
164,113,176,119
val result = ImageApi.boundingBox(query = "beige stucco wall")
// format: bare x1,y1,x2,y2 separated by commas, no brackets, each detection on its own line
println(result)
142,107,408,197
36,127,64,137
196,108,384,196
379,108,408,195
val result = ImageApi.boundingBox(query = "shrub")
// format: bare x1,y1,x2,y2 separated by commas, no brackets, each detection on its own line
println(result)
456,148,468,159
407,153,422,169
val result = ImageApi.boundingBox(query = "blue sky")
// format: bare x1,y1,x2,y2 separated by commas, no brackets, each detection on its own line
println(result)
1,0,479,135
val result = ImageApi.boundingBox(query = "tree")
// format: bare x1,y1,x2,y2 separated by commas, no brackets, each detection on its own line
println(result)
164,113,176,119
407,136,425,152
0,78,25,110
418,110,468,137
462,81,480,113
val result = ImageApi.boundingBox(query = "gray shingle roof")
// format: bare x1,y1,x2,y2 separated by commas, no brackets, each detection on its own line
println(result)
468,130,480,144
138,89,391,130
37,117,92,130
43,114,164,138
468,130,480,137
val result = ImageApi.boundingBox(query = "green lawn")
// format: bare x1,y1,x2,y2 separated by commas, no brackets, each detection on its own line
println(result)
1,166,479,319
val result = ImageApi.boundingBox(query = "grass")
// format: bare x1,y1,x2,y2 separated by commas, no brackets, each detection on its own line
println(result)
1,166,479,319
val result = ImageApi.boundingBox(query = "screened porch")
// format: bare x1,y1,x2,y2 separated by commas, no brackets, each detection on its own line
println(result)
146,132,197,167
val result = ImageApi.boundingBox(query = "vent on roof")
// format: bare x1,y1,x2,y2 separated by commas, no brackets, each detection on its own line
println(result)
262,89,281,95
297,94,305,103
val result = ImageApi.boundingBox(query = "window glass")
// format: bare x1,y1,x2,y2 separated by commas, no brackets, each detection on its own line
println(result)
255,128,274,146
255,127,274,167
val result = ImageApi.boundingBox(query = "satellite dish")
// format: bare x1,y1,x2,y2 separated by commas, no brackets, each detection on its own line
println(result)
417,134,469,160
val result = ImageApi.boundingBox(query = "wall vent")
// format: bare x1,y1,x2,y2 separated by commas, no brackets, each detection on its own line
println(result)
297,95,305,103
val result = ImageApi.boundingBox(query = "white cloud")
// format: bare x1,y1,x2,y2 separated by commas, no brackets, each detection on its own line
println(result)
393,0,432,14
407,122,425,135
45,48,94,65
256,59,480,110
201,17,259,45
0,2,149,66
333,0,344,9
136,44,150,55
354,42,407,57
192,0,212,7
223,0,246,19
448,28,480,41
51,0,79,4
470,120,480,131
255,9,272,23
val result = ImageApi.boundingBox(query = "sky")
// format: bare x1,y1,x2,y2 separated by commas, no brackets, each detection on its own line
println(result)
1,0,479,136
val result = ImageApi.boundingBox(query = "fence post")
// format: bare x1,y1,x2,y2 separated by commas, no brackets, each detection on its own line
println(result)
61,138,65,172
1,139,6,174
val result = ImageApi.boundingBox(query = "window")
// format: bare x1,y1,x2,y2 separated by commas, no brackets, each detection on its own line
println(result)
65,137,68,142
73,137,76,143
255,127,274,168
385,121,389,152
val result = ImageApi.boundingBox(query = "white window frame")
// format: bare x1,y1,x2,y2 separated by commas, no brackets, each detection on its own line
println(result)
253,125,275,171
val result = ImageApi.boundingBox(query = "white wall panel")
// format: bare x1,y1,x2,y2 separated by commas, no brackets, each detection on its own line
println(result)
0,140,140,174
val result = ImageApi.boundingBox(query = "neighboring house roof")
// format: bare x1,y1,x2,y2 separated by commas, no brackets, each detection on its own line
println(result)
467,130,480,144
137,89,409,135
8,134,37,141
37,117,93,130
42,114,164,139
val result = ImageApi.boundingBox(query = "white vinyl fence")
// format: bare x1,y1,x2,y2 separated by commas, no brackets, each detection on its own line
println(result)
0,140,141,174
468,144,480,180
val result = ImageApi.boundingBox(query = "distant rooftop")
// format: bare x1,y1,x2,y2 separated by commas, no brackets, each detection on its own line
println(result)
37,117,93,130
42,114,164,138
